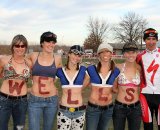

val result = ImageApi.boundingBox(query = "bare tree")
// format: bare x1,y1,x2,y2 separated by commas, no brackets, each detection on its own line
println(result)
113,12,148,45
84,17,110,52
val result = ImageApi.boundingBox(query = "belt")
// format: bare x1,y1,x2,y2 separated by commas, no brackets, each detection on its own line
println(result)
0,91,27,100
88,102,113,110
115,100,140,108
59,105,86,112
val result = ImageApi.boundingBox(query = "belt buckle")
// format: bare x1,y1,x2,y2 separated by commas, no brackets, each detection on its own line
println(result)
69,107,75,112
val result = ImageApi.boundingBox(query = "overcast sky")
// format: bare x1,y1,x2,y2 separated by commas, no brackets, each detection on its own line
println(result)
0,0,159,46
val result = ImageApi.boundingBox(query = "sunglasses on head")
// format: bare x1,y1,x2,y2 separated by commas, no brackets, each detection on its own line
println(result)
44,37,56,43
144,30,157,34
45,33,57,39
14,44,26,48
146,37,157,40
70,49,84,55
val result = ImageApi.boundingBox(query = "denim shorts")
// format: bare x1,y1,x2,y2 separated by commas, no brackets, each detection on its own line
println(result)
59,107,85,119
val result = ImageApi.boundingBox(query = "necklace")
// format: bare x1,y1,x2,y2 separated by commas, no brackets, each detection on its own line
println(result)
13,58,25,64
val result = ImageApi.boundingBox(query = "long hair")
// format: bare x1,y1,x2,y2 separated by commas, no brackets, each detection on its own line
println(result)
97,60,115,73
65,53,79,70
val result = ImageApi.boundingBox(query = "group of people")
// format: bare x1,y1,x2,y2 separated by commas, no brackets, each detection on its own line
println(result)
0,27,159,130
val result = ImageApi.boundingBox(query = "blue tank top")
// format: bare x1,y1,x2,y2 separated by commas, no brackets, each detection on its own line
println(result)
32,53,57,78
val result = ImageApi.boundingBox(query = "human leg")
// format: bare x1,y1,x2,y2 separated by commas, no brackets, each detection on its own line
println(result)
58,107,85,130
152,94,160,130
71,111,85,130
85,104,101,130
43,95,58,130
127,103,142,130
113,101,127,130
12,97,28,130
0,95,12,130
140,94,154,130
28,94,43,130
97,106,113,130
57,111,72,130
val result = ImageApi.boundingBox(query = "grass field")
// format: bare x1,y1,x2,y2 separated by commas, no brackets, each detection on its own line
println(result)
5,58,158,129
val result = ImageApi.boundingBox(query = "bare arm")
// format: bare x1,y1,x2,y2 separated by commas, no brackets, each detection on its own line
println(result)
136,63,142,92
112,78,118,93
112,63,122,93
0,57,4,78
54,54,62,68
82,74,90,89
25,55,33,69
26,52,33,61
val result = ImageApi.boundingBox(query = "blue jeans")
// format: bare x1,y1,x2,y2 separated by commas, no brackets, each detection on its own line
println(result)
113,100,142,130
0,94,28,130
86,102,113,130
28,93,58,130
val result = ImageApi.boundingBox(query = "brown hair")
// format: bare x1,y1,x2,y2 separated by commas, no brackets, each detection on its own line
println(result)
65,52,79,70
40,31,57,48
97,60,115,73
11,34,28,54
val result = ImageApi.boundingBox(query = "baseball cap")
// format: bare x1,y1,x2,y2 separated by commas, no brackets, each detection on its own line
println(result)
143,28,158,41
97,43,113,54
69,45,84,55
40,31,57,44
122,42,138,53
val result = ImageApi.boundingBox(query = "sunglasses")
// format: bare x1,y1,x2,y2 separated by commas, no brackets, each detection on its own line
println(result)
14,44,26,48
70,49,84,55
45,33,57,38
146,37,157,40
44,37,56,43
144,30,157,34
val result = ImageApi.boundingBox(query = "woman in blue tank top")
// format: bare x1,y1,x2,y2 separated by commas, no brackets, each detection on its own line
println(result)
56,45,87,130
27,31,62,130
